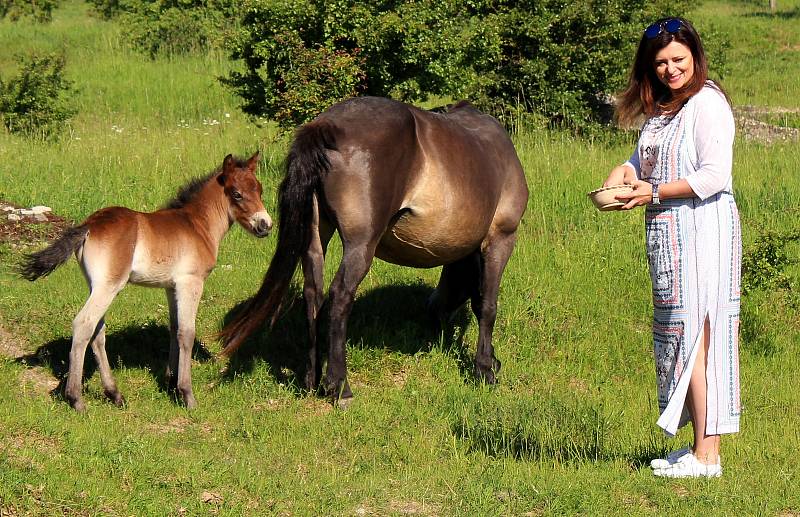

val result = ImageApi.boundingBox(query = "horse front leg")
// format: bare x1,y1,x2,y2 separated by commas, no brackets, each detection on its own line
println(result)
471,230,518,384
164,287,179,393
324,242,376,405
171,278,204,409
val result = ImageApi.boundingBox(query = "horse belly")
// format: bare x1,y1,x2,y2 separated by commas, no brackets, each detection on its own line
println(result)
376,210,484,268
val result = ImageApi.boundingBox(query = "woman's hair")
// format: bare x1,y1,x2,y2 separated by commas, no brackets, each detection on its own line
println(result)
615,17,729,127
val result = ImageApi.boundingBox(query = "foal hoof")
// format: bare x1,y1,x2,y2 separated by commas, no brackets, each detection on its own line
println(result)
183,395,198,410
105,390,126,408
70,399,87,413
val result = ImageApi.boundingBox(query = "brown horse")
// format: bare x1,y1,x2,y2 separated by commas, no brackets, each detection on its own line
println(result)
19,152,271,411
220,97,529,404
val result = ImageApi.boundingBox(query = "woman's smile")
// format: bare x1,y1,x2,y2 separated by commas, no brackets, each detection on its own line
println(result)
654,41,695,90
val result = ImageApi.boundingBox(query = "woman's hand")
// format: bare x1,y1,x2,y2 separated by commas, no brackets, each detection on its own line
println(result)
603,165,635,187
616,179,653,210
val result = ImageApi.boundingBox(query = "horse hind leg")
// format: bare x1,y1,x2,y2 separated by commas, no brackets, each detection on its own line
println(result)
324,240,378,405
301,199,334,392
90,318,125,406
471,230,519,385
427,252,481,325
66,285,121,411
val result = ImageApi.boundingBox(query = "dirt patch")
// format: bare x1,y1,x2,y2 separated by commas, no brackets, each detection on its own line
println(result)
0,324,26,360
146,417,192,434
0,323,59,397
0,200,71,245
388,500,440,516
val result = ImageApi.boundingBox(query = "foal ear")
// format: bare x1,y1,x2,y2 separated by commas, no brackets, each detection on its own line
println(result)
246,151,261,173
218,154,234,185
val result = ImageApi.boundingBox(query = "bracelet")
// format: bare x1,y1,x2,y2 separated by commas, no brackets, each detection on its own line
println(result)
651,183,661,205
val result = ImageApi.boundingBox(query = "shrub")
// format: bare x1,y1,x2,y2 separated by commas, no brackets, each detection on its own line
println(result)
224,0,727,131
85,0,129,20
0,0,60,22
741,228,800,295
0,52,76,138
99,0,239,57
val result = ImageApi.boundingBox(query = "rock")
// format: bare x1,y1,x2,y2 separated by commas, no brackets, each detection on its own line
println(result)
8,213,22,221
30,206,52,215
34,213,48,222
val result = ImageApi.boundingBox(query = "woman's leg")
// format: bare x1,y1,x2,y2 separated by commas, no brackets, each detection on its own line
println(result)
686,317,721,463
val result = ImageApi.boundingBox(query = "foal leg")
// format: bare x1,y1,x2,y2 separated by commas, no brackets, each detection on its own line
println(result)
301,207,334,391
89,319,125,406
471,230,518,384
66,285,120,412
324,241,377,403
164,287,180,393
171,277,204,409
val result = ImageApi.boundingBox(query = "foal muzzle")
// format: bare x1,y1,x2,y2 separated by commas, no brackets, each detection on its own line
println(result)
250,211,273,237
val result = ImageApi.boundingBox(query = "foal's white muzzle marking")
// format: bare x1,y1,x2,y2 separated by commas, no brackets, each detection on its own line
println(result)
250,211,273,237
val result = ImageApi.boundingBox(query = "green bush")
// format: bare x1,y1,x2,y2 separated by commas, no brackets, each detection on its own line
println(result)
85,0,129,20
0,52,76,138
106,0,239,57
224,0,726,132
742,228,800,295
0,0,60,22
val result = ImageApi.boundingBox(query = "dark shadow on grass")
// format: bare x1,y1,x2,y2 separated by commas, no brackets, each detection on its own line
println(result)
449,398,671,468
218,281,473,394
15,320,212,405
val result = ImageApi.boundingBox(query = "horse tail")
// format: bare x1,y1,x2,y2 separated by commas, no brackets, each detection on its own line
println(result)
219,120,338,356
18,225,89,281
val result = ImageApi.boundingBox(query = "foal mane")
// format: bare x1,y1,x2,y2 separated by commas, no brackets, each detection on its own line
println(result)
164,156,250,209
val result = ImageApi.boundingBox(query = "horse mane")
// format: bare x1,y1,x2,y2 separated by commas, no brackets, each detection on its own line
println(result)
164,156,250,209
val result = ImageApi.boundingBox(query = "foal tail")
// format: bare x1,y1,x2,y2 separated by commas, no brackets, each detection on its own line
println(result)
219,120,338,356
18,225,89,281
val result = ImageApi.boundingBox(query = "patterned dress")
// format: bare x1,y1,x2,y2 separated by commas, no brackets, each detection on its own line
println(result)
627,83,741,436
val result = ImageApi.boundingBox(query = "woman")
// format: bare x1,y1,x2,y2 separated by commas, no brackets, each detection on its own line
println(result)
603,17,741,478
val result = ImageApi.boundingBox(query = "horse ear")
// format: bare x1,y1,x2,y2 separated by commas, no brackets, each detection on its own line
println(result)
246,151,261,173
219,154,234,185
222,154,235,174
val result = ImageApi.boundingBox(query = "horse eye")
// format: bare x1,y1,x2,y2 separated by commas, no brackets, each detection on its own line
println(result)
232,191,243,201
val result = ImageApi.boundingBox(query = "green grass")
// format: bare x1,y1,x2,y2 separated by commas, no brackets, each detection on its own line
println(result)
1,1,799,515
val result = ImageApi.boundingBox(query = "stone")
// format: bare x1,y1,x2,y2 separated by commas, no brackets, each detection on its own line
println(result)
30,206,52,214
8,213,22,221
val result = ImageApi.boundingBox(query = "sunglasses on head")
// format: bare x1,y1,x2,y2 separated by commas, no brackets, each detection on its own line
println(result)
644,18,683,39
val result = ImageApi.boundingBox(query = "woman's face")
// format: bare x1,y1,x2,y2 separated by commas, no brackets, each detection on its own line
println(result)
654,41,694,91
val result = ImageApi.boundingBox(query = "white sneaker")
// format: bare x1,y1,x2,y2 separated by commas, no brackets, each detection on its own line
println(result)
653,452,722,478
650,446,691,469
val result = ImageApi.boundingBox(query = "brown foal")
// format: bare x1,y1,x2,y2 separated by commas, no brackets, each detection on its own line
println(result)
20,152,271,411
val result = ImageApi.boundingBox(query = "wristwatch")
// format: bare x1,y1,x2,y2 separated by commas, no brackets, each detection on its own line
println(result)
651,183,661,205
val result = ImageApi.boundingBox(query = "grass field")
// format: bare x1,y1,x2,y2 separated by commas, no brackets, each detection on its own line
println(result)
1,0,799,515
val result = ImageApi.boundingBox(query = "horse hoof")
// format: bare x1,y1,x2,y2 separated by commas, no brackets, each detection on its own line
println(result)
475,359,501,385
183,396,198,410
105,390,126,407
333,396,354,410
71,399,86,413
